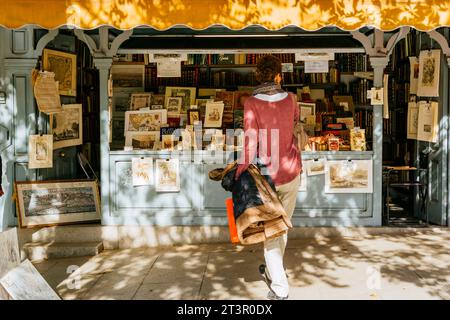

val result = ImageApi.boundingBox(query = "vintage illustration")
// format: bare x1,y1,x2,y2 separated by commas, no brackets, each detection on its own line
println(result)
417,101,439,143
215,91,235,112
166,97,183,116
350,128,366,151
111,64,145,88
130,93,152,110
165,87,196,112
187,109,201,125
42,49,77,96
15,180,101,228
28,135,53,169
125,131,160,149
325,160,373,193
132,157,154,186
50,104,83,149
155,159,180,192
298,102,315,122
125,110,168,133
33,71,62,114
409,56,420,95
407,102,419,140
417,50,440,97
306,158,326,176
204,102,224,128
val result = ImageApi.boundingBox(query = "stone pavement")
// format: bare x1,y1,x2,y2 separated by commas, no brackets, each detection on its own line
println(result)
33,229,450,300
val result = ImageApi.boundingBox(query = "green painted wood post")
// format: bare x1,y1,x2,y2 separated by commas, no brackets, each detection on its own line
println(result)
93,58,113,224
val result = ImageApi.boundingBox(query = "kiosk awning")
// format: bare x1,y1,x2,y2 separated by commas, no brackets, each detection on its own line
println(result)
1,0,449,31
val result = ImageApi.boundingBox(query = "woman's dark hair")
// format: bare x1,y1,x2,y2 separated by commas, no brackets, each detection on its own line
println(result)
255,55,282,83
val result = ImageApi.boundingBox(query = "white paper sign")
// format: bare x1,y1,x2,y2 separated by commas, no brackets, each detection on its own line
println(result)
304,60,328,73
282,63,294,73
295,52,334,62
157,60,181,78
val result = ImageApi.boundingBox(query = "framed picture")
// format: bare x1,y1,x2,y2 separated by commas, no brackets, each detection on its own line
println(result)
166,96,183,116
130,93,152,110
350,128,366,151
332,96,354,113
187,109,201,125
417,50,440,97
305,158,326,176
165,87,196,112
298,102,315,122
152,94,166,106
417,101,439,143
111,118,125,147
132,157,154,186
50,104,82,150
111,64,145,89
15,179,101,228
215,91,235,112
124,110,168,134
325,160,373,193
112,91,131,114
155,159,180,192
28,135,53,169
161,135,176,151
407,101,419,140
42,49,77,96
125,131,160,150
204,102,224,128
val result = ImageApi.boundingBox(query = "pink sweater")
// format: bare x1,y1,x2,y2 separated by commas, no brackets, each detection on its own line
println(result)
235,92,302,186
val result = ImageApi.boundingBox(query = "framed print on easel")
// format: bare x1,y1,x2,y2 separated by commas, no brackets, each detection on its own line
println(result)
42,49,77,97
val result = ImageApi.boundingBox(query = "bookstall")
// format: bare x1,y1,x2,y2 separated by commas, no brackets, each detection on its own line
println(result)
0,1,449,233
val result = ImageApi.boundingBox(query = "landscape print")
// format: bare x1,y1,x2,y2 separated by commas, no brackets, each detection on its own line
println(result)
325,160,373,193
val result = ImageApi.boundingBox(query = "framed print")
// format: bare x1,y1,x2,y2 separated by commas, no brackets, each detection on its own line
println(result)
417,50,440,97
161,135,176,151
50,104,82,150
28,135,53,169
111,118,125,148
417,101,439,143
407,102,419,140
15,179,101,228
124,110,167,133
112,91,131,115
409,56,420,95
298,102,315,122
325,160,373,193
188,109,201,125
305,158,326,176
125,131,160,150
165,86,196,112
166,96,183,116
111,64,145,89
350,128,366,151
298,171,307,192
333,96,354,113
130,93,152,110
152,94,166,106
42,49,77,96
155,159,180,192
132,157,154,186
204,102,224,128
215,91,235,112
196,98,214,120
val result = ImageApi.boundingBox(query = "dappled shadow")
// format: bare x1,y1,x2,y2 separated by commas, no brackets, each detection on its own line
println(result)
33,229,450,300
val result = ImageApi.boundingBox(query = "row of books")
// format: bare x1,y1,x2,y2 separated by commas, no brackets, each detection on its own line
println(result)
355,110,373,143
335,53,371,72
185,53,296,65
349,78,372,105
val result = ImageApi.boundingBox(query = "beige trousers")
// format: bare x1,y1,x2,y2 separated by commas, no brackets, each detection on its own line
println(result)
263,175,300,298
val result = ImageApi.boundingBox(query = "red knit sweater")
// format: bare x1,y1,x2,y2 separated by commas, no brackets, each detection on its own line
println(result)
235,92,302,186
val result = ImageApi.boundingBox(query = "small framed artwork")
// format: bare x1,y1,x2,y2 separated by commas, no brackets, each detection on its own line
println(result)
125,131,160,150
15,179,101,228
161,135,176,151
215,91,235,113
187,109,201,125
130,93,152,110
28,135,53,169
151,94,166,106
50,104,83,150
165,87,196,112
298,102,315,122
124,110,168,134
132,157,154,186
155,159,180,192
204,102,224,128
166,96,183,117
42,49,77,96
325,160,373,193
332,96,354,113
306,158,326,176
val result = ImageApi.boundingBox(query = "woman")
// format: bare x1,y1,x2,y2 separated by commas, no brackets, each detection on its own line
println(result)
235,55,302,300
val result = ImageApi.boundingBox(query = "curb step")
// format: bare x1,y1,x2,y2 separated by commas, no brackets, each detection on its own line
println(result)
23,241,104,261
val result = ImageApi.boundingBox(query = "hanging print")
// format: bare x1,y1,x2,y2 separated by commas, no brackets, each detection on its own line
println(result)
28,135,53,169
417,101,439,143
409,57,420,95
407,102,419,140
417,50,440,97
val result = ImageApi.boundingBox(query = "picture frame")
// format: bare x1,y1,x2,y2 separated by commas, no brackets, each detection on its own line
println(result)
124,110,168,134
111,64,145,89
325,160,373,193
112,91,131,115
165,86,196,112
151,94,166,106
332,96,354,113
298,102,316,122
130,93,152,110
125,131,160,150
49,104,83,150
155,159,180,192
161,135,176,151
42,49,77,97
15,179,101,228
187,109,201,125
417,49,440,97
204,102,224,128
166,96,183,117
305,158,326,176
28,135,53,169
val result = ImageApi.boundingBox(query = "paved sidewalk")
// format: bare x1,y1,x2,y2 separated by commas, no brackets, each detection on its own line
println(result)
33,229,450,300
